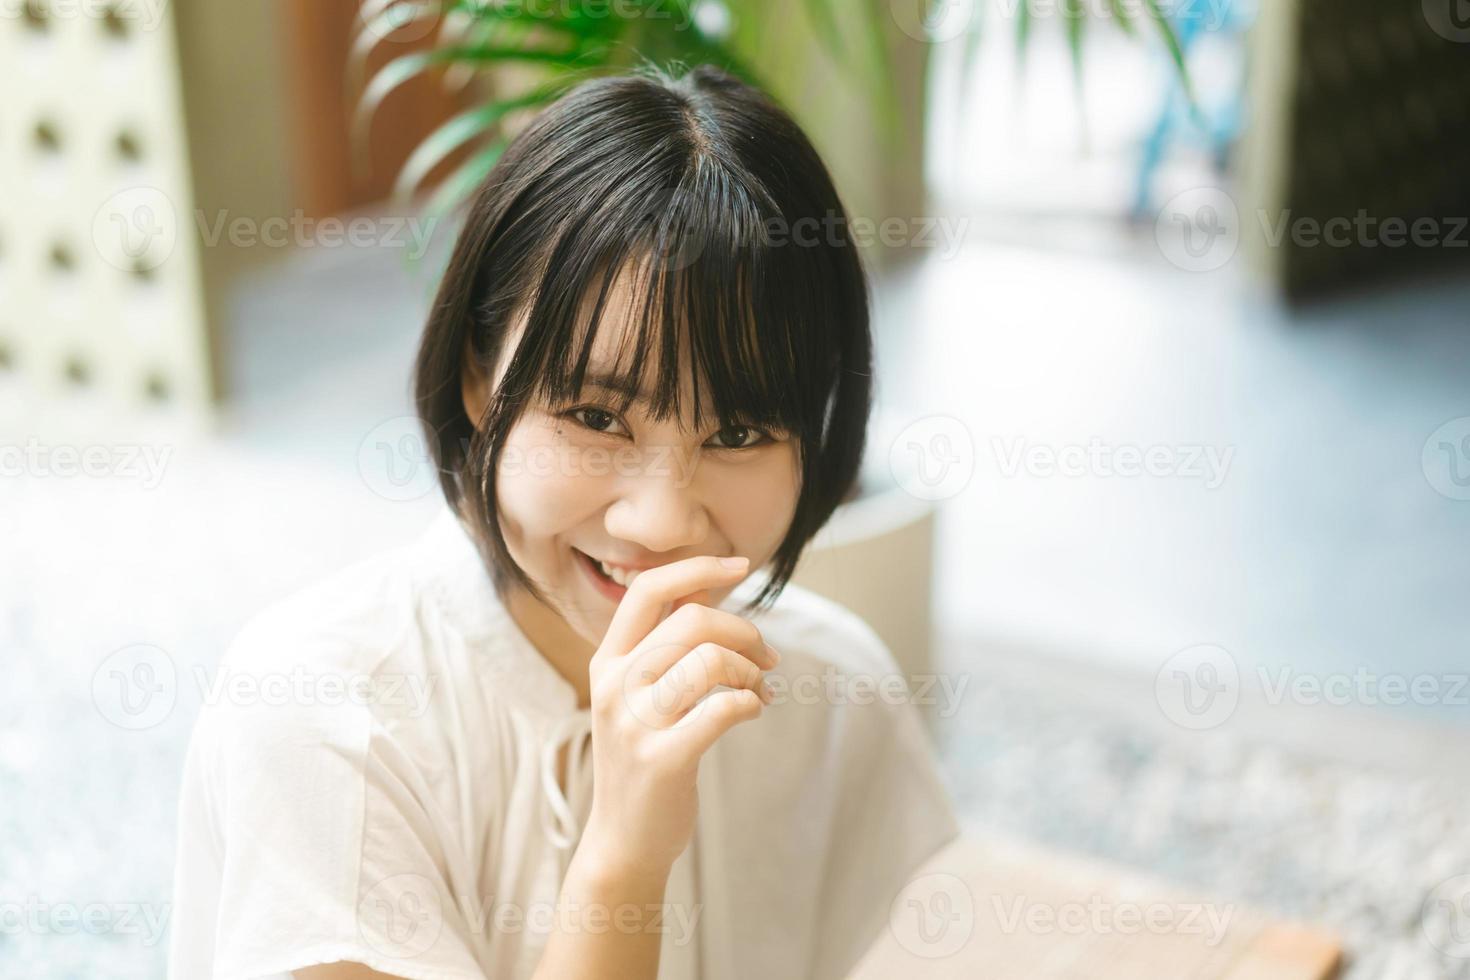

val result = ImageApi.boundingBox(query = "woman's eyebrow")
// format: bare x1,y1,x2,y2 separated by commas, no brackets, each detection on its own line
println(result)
581,371,651,404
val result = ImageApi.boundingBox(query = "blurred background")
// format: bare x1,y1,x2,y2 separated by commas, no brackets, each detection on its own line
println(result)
3,0,1469,976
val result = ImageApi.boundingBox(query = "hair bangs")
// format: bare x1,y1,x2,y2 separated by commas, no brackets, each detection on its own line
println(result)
512,182,810,442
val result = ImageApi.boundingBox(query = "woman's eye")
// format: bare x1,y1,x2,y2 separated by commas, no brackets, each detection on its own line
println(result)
567,407,625,435
708,425,770,450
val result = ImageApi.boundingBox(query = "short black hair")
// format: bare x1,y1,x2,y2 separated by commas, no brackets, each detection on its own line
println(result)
414,63,872,614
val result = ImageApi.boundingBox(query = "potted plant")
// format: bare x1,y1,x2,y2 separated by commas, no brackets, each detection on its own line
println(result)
348,0,1189,269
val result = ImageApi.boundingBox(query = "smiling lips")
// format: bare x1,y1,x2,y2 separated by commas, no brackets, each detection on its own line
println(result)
573,547,641,599
594,559,645,588
574,547,742,600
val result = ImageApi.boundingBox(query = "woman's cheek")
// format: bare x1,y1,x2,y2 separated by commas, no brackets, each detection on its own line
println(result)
495,427,605,544
711,445,800,562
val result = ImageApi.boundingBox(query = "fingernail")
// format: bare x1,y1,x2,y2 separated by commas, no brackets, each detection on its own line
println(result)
764,642,781,666
719,556,748,569
759,680,775,703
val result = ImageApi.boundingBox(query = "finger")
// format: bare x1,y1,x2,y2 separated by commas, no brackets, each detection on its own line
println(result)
666,688,764,764
644,643,767,725
671,587,710,613
601,555,749,657
638,602,777,675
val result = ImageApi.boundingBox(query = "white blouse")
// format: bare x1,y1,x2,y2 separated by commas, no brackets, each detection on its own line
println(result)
167,508,960,979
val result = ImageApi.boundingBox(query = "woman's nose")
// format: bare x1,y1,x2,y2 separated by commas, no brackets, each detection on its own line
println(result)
603,470,710,555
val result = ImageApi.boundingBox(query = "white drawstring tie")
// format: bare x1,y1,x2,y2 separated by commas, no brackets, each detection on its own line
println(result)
539,712,594,850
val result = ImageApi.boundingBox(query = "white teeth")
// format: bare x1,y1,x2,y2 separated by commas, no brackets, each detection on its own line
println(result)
597,560,641,588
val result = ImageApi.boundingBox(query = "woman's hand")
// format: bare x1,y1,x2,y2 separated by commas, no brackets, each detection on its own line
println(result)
574,555,779,879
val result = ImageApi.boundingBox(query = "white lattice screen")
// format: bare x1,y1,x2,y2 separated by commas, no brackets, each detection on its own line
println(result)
1,0,213,414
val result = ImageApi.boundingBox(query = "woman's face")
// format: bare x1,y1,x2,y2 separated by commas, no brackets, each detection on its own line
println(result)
463,273,801,647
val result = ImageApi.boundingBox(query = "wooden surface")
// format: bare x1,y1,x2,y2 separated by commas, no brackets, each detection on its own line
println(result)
276,0,468,218
848,832,1342,980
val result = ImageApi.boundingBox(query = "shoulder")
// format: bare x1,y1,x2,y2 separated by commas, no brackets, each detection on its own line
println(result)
222,541,420,678
186,534,444,778
187,512,517,785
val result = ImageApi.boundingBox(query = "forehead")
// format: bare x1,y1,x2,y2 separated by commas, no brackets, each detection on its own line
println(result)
572,261,702,404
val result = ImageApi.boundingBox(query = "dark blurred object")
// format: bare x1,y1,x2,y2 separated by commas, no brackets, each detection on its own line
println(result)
1254,0,1470,301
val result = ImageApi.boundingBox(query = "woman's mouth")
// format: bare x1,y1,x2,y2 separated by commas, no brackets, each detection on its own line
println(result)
573,547,637,601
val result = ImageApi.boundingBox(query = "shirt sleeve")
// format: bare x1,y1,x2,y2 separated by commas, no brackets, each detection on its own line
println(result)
805,616,964,980
168,643,487,980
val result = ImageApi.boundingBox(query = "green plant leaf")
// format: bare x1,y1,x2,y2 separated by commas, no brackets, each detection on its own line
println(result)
958,2,988,97
858,0,900,148
1107,0,1137,36
393,85,564,203
1063,0,1085,84
1140,0,1196,109
1014,0,1033,76
442,9,506,93
802,0,848,66
349,2,430,95
424,136,508,222
352,41,603,162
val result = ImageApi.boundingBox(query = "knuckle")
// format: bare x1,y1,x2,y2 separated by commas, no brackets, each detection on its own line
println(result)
686,603,717,628
738,658,761,687
738,619,763,650
692,640,725,668
592,678,624,719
